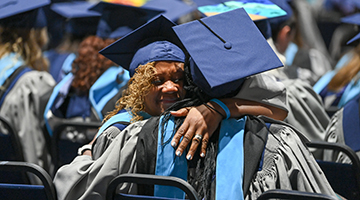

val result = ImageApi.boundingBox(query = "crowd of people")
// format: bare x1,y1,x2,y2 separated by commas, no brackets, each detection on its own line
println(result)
1,0,360,199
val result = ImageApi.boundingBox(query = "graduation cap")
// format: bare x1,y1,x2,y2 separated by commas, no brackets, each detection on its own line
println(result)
89,1,163,39
341,13,360,44
191,0,225,7
99,14,185,76
267,0,293,33
142,0,197,22
0,0,50,28
172,8,283,98
196,0,287,39
102,0,148,7
50,1,101,36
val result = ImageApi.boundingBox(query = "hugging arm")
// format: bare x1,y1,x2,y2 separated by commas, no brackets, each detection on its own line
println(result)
170,98,288,160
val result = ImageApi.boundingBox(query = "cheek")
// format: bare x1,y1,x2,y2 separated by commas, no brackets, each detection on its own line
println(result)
144,88,158,109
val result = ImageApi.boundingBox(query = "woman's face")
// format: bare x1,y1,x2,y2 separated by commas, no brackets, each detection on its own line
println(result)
144,61,186,116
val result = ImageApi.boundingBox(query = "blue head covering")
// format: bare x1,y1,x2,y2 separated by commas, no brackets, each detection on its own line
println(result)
142,0,196,22
0,0,50,28
90,1,163,39
50,1,101,37
100,14,185,77
268,0,293,34
173,8,283,97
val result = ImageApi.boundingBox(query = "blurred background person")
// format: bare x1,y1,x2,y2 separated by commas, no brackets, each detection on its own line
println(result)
0,0,56,176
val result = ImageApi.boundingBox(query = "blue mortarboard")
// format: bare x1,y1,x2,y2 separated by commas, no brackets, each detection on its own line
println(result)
50,1,101,36
0,0,50,28
142,0,197,22
173,8,283,97
191,0,225,7
100,15,185,77
268,0,292,33
341,13,360,44
90,1,163,39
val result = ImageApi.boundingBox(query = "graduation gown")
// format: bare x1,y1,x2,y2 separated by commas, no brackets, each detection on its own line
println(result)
43,66,130,136
322,93,360,163
53,115,336,200
0,53,56,174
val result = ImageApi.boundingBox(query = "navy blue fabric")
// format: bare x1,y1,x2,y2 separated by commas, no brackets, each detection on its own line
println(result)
112,123,128,132
130,41,185,77
99,14,185,77
66,95,91,119
173,8,283,97
319,85,346,107
45,50,72,83
142,0,196,22
0,183,47,200
0,67,32,108
342,94,360,152
0,0,50,28
50,1,101,36
90,1,162,39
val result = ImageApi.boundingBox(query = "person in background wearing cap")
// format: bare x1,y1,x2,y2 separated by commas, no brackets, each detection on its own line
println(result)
266,0,332,85
0,0,56,175
314,13,360,111
53,10,337,200
285,0,333,84
44,1,103,83
249,0,332,153
312,14,360,165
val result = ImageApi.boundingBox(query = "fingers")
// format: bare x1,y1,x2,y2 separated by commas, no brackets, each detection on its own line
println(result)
200,133,209,158
171,122,189,149
170,107,191,117
185,132,204,160
174,126,196,157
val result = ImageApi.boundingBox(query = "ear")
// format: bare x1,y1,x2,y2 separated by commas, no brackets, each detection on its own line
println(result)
275,25,292,54
277,25,292,43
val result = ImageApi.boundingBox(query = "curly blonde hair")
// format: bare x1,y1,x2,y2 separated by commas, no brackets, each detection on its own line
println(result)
103,62,156,123
0,27,49,71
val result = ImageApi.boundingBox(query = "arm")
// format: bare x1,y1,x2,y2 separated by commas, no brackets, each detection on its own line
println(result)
170,98,288,160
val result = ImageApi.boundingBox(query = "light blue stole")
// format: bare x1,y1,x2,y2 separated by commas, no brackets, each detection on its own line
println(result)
154,116,246,200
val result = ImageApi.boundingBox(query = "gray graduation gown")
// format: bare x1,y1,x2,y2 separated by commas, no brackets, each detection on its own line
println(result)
0,70,55,174
322,108,360,163
53,118,336,200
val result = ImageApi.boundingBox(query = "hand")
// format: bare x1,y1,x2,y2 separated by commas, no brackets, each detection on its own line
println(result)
170,103,223,160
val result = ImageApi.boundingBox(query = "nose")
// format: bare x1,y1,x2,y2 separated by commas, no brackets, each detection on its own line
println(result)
160,80,178,93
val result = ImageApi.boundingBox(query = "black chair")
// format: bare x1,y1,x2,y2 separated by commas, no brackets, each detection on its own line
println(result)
257,189,338,200
106,174,200,200
306,141,360,200
51,120,101,172
0,161,57,200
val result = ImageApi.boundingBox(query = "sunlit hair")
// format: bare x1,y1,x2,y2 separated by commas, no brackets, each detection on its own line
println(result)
328,44,360,91
71,36,116,93
0,26,49,71
103,62,157,123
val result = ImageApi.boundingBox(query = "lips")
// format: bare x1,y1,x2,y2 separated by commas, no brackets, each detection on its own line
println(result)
160,98,180,108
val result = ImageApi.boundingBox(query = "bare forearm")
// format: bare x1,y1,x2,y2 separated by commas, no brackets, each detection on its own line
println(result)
212,98,288,121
